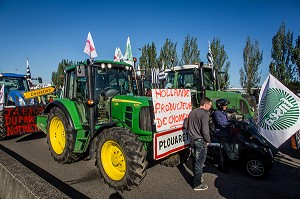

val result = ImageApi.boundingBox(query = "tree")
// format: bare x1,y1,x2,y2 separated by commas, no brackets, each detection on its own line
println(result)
139,42,158,75
269,22,294,84
158,38,178,70
181,35,200,65
292,34,300,80
209,38,231,90
239,36,262,94
51,59,75,88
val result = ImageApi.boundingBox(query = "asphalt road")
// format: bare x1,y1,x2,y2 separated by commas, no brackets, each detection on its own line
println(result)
1,132,300,199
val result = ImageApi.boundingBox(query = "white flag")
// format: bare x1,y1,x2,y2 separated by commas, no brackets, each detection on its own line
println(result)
83,32,97,59
114,47,123,62
258,74,300,148
0,84,4,104
117,47,123,62
123,37,133,66
114,47,119,62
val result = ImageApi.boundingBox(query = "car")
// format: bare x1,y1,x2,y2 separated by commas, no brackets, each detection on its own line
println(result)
207,111,274,178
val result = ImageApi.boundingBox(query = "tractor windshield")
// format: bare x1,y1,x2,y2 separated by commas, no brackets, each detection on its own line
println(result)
95,68,132,96
166,68,215,90
0,76,29,93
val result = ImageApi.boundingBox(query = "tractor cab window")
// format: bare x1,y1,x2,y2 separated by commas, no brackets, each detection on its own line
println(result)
95,68,131,97
76,77,87,99
65,71,76,99
203,69,214,90
165,72,174,88
177,70,197,90
0,76,29,93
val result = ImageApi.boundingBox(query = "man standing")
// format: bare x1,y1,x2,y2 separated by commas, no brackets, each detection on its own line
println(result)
187,97,212,191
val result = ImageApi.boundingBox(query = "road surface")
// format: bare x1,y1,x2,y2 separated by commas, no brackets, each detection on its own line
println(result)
1,132,300,199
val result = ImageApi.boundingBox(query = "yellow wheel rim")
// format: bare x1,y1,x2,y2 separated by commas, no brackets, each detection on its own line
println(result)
101,140,126,181
49,116,66,155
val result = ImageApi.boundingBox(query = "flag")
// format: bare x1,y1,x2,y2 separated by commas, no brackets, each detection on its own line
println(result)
114,47,123,62
158,70,166,81
207,41,215,80
123,37,133,66
83,32,97,59
258,74,300,148
151,68,160,88
26,58,31,80
114,47,118,61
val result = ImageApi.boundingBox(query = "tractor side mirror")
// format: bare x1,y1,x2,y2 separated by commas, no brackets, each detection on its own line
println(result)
76,65,86,77
37,77,43,83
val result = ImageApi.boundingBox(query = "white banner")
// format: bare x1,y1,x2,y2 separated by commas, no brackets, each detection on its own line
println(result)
152,89,192,159
258,74,300,148
152,89,192,132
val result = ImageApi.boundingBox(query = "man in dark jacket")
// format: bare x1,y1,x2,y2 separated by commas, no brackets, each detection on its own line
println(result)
187,97,212,191
212,98,231,173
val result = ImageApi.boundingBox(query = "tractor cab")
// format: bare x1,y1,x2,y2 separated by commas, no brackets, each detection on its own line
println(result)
63,60,134,126
0,73,30,106
164,64,255,116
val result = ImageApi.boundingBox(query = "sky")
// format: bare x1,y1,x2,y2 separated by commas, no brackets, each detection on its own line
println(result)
0,0,299,87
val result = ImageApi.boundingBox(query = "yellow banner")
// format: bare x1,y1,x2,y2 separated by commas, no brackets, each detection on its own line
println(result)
23,87,55,99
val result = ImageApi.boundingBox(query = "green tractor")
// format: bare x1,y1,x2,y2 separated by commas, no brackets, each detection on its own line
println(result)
37,60,188,191
164,63,257,116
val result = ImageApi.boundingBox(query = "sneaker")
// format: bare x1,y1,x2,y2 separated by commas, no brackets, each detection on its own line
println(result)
193,183,208,191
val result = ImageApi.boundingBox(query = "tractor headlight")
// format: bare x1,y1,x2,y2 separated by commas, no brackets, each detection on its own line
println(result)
107,64,112,69
101,63,106,69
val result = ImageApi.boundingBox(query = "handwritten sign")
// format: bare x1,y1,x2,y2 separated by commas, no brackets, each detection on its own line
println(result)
152,89,192,160
2,105,46,137
152,89,192,132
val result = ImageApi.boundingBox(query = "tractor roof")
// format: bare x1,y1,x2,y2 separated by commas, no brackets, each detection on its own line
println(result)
164,63,211,72
66,60,133,72
0,73,27,78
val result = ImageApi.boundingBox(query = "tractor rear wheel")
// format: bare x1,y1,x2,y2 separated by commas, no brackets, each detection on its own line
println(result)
95,127,147,191
47,107,79,163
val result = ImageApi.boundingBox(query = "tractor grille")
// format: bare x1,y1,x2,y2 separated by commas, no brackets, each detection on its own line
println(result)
125,106,133,128
139,106,154,132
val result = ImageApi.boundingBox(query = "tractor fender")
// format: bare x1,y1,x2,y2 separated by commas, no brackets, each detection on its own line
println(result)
43,99,82,130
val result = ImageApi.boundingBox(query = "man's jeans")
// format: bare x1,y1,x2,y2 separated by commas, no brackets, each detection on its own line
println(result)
191,138,207,187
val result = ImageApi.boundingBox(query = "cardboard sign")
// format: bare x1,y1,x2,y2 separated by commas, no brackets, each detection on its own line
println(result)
154,127,190,159
152,89,192,160
23,86,55,99
0,105,46,137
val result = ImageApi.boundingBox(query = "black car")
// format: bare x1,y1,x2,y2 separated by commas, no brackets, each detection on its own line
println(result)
207,112,274,179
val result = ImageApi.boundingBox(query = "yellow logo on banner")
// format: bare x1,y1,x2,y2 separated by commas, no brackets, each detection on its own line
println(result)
23,87,55,99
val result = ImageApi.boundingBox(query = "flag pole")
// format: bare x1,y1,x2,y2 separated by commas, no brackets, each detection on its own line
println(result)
133,57,140,95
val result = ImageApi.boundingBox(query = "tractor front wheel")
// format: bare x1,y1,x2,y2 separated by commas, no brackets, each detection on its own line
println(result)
95,127,147,191
47,107,79,163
